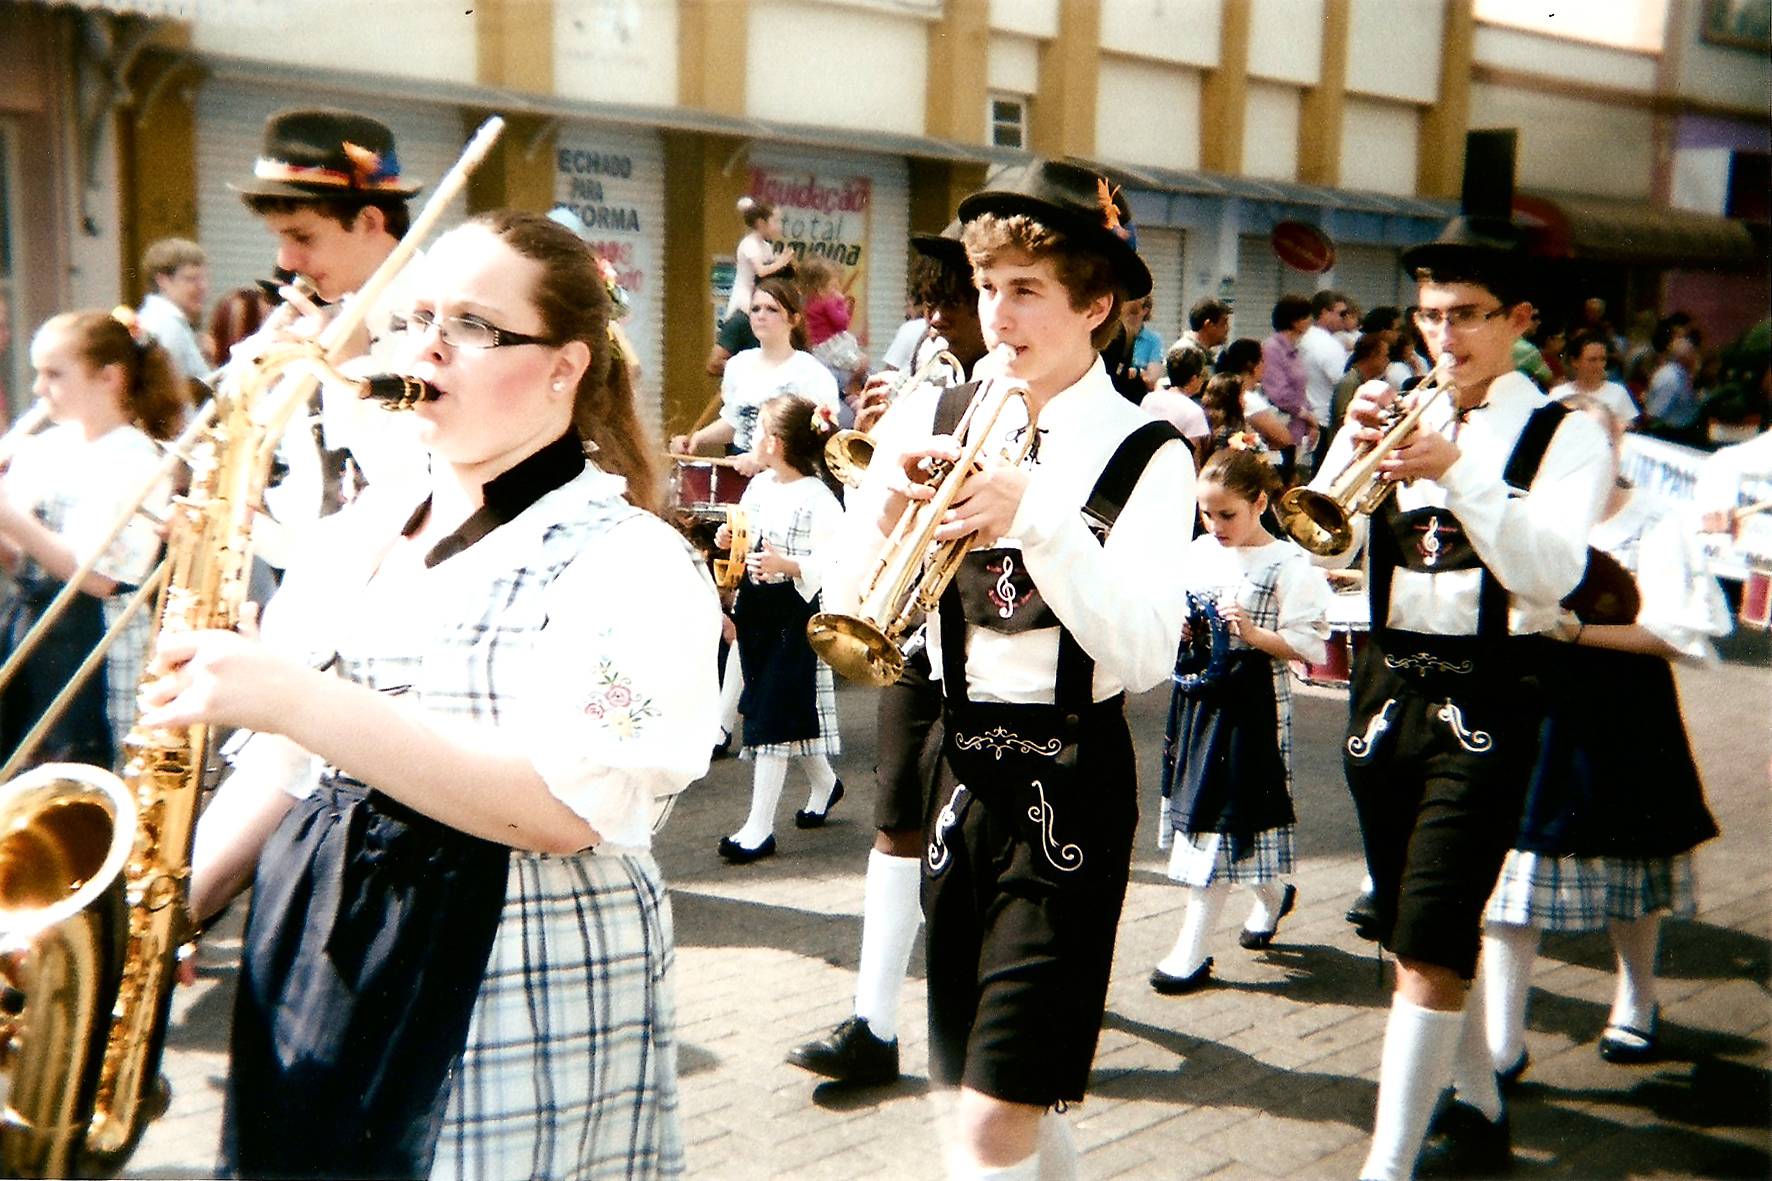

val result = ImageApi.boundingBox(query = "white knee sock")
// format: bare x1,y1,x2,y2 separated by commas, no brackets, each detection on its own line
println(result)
1035,1112,1078,1181
1452,979,1504,1122
1245,882,1285,932
853,850,922,1041
732,753,787,848
949,1150,1038,1181
1157,881,1227,977
719,648,743,736
799,753,838,813
1482,923,1539,1073
1608,914,1663,1029
1359,997,1464,1181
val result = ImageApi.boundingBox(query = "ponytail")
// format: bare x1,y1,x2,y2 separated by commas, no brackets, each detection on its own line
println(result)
39,310,187,441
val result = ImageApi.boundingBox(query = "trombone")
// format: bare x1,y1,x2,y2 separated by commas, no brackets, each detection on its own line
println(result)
808,349,1034,686
1276,358,1454,556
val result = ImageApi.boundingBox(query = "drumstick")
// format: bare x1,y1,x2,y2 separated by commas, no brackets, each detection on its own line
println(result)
686,391,724,434
665,452,746,467
1732,497,1772,522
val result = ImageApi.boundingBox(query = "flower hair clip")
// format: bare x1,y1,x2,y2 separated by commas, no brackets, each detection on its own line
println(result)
810,403,839,434
1226,431,1256,452
110,305,148,348
596,256,631,316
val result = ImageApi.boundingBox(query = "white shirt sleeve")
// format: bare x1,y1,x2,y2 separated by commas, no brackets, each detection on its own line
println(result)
790,482,845,602
522,517,723,848
1273,548,1333,665
1009,438,1197,693
1439,411,1611,605
1632,510,1732,662
63,432,168,587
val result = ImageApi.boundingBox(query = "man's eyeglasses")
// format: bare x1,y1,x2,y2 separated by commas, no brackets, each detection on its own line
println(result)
390,308,556,350
1414,306,1508,332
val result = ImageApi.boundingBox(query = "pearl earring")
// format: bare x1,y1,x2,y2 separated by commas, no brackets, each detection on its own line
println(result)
552,381,563,392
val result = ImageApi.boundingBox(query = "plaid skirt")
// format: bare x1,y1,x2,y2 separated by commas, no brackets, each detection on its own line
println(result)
741,658,840,759
431,851,683,1181
1165,825,1295,887
1484,850,1698,932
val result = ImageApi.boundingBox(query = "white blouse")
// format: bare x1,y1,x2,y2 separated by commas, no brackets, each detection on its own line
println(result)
1590,491,1730,662
737,468,844,601
4,422,166,588
1181,535,1333,666
719,349,841,452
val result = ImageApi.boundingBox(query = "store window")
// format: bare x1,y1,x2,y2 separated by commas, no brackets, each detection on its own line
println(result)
989,95,1027,150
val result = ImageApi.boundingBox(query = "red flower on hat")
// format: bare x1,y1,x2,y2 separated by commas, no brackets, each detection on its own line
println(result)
1097,178,1122,233
341,141,382,188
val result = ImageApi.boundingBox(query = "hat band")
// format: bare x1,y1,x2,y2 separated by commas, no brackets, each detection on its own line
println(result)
253,157,408,192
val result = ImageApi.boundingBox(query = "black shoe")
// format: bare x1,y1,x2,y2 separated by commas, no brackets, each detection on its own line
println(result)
1150,957,1213,995
1239,883,1298,950
1417,1101,1511,1177
1345,889,1381,942
1497,1048,1530,1089
717,834,777,864
794,780,845,829
1599,1004,1659,1064
711,729,733,759
786,1015,900,1084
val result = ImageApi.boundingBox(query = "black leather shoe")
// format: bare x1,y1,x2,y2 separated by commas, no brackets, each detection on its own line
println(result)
794,780,845,829
1417,1101,1511,1177
1497,1048,1530,1089
786,1015,900,1084
1345,889,1381,942
711,729,733,760
717,834,777,864
1239,883,1298,950
1150,957,1213,995
1599,1005,1659,1064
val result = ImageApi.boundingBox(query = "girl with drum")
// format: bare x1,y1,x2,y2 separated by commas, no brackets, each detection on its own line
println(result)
1152,444,1332,994
714,393,845,863
154,211,721,1180
1481,394,1729,1079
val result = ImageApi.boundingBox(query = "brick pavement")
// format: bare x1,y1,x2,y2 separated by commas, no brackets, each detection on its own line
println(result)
127,637,1772,1179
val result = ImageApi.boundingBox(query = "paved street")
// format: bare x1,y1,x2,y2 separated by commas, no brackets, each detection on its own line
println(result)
131,631,1771,1180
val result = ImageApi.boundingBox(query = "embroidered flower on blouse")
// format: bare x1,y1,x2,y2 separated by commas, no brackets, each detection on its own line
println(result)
584,661,655,738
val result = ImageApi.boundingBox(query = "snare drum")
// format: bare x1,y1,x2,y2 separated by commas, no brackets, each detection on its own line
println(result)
1741,564,1771,631
669,459,752,518
1301,591,1370,688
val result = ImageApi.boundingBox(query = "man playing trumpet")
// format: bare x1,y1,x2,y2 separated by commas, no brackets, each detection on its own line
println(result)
833,160,1194,1179
1307,219,1611,1180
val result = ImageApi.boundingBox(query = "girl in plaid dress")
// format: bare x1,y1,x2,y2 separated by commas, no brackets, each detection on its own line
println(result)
1153,446,1331,993
158,212,720,1181
716,393,845,863
1481,396,1729,1079
0,310,181,770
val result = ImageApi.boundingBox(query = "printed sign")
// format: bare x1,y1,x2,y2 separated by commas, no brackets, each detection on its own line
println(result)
1271,221,1336,275
554,144,649,321
748,165,874,345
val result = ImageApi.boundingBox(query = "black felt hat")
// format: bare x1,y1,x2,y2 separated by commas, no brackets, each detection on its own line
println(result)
910,219,967,270
229,108,423,199
957,159,1151,298
1399,215,1529,279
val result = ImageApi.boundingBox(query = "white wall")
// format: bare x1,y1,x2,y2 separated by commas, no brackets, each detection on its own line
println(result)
747,0,928,136
988,32,1041,96
1242,80,1299,181
1247,0,1323,86
1098,0,1221,68
192,0,477,84
555,0,678,107
1469,83,1656,200
989,0,1058,40
1096,57,1201,172
1474,0,1668,52
1338,96,1417,196
1473,23,1658,92
1346,0,1442,103
1675,0,1772,111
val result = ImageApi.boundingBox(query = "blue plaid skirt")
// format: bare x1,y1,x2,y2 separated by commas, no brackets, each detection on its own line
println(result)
1485,850,1697,931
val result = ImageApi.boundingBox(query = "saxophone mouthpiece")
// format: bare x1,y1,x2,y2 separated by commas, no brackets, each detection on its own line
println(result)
359,375,437,411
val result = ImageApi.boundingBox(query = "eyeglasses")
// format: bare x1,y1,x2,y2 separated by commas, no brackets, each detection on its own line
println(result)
390,308,556,350
1414,306,1508,332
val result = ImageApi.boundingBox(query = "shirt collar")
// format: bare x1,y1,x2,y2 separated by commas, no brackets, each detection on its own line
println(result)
403,429,588,566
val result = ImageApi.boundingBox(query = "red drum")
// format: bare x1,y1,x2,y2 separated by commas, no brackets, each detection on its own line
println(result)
1741,566,1771,631
669,460,751,518
1301,623,1369,688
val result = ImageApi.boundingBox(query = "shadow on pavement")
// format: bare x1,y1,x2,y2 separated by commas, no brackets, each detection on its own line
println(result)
1534,919,1772,985
809,1075,931,1110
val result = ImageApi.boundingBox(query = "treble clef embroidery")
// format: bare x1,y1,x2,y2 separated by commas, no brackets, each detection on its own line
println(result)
1027,781,1083,873
1436,701,1493,753
995,555,1018,619
1346,698,1397,761
927,784,968,872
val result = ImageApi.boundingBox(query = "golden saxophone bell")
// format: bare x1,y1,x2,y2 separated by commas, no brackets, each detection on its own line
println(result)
825,348,964,490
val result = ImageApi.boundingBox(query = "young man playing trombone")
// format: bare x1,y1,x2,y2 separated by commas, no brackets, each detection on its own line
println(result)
834,159,1194,1179
1305,219,1611,1179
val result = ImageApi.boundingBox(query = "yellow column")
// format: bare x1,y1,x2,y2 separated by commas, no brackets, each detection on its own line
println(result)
1030,0,1099,159
1417,0,1475,200
1297,0,1350,186
464,113,558,216
470,0,556,216
1200,0,1250,175
661,132,750,437
926,0,988,145
476,0,553,94
118,47,200,305
679,0,750,116
909,160,990,235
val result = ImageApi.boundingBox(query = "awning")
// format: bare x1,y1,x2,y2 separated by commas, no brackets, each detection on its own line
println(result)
1513,191,1762,269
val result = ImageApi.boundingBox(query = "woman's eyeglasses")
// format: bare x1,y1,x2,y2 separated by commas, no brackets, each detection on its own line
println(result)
390,308,556,350
1413,306,1507,333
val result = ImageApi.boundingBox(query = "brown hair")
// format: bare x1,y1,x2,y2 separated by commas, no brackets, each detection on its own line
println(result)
753,277,810,351
797,255,840,297
961,213,1122,350
140,237,206,282
757,393,829,479
737,196,776,229
241,192,412,240
38,311,186,440
1201,373,1249,437
470,209,661,514
207,287,273,361
1199,444,1282,505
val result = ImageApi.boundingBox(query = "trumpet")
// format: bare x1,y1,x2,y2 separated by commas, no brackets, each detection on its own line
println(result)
1276,359,1454,556
825,344,964,489
808,351,1034,686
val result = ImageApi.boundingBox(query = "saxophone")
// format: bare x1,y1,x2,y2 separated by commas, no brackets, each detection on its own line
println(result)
0,117,502,1180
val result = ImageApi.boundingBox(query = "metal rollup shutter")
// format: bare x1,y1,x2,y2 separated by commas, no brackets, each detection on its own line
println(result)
1235,234,1286,337
195,77,468,307
746,145,910,365
1333,242,1404,317
1137,226,1186,348
553,125,666,438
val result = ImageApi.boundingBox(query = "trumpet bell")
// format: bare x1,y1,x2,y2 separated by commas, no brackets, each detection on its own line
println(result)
824,430,874,490
1276,487,1355,556
806,613,906,687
